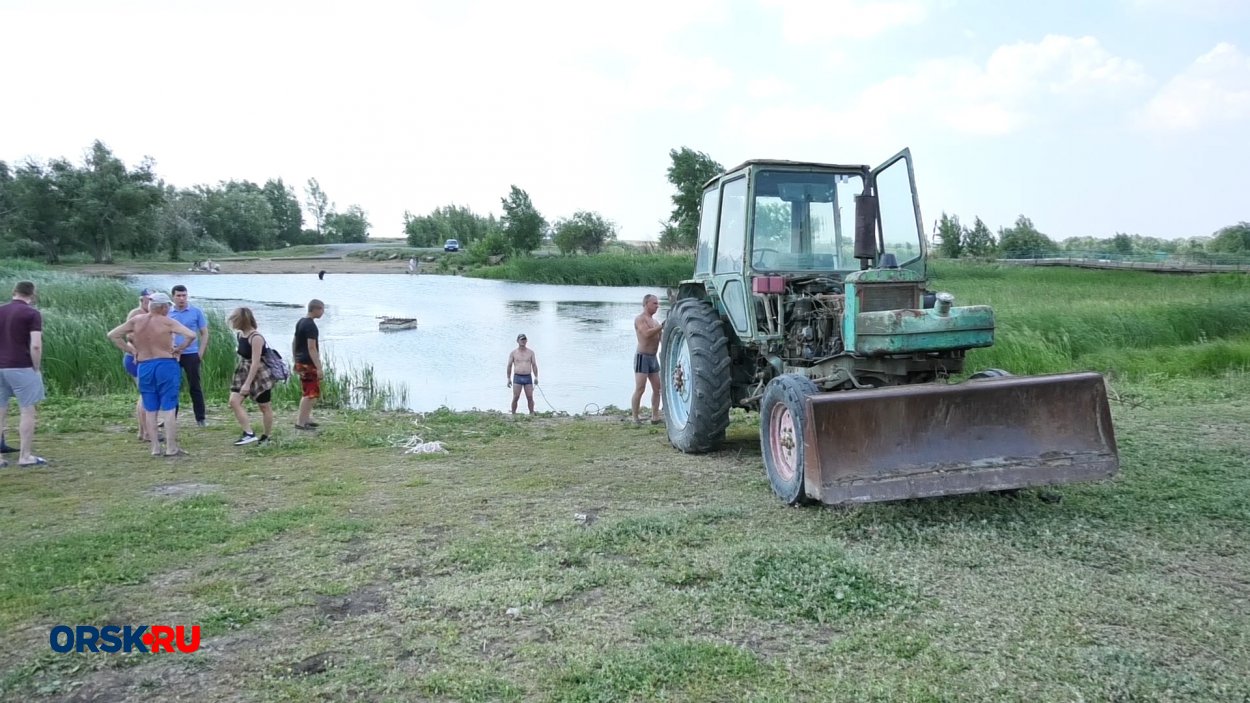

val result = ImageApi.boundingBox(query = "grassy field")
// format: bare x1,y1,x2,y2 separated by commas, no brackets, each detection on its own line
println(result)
0,264,1248,701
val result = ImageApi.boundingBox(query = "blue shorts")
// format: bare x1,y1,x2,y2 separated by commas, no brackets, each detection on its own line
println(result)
138,358,182,412
123,353,139,378
513,374,533,386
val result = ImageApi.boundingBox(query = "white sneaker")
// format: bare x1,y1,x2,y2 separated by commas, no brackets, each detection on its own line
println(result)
234,432,258,446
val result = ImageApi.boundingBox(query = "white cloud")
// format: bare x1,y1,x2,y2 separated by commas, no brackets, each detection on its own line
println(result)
747,76,794,100
760,0,928,42
723,34,1149,149
1136,43,1250,131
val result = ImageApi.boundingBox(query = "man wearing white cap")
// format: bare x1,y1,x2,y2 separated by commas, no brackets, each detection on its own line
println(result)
107,293,198,458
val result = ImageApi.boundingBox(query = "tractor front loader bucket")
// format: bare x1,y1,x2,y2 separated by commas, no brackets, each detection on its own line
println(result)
802,372,1118,505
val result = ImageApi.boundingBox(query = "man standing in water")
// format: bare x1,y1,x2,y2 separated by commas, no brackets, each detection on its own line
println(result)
631,294,663,425
108,293,197,457
506,334,538,415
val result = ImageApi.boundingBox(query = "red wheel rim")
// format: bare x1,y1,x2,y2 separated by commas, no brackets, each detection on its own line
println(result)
769,402,798,482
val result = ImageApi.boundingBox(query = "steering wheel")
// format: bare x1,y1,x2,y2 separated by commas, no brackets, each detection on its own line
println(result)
753,248,781,267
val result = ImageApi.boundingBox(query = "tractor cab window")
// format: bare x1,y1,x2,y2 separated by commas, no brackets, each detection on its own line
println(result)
695,188,718,275
873,153,924,265
714,177,747,274
751,170,861,272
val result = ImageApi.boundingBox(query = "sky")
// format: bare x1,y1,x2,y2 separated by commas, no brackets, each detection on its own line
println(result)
2,0,1248,243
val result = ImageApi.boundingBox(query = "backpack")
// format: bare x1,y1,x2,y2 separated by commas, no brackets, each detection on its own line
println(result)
262,346,292,382
248,332,291,382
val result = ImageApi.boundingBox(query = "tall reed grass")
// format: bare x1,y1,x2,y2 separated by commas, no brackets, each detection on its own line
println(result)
931,262,1250,379
468,253,695,286
0,262,405,409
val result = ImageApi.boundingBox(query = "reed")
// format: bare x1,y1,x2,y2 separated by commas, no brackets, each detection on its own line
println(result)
0,262,403,409
931,262,1250,379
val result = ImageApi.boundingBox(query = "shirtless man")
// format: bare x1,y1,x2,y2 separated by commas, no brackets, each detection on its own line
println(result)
124,288,155,441
107,293,197,457
506,333,539,415
632,294,663,424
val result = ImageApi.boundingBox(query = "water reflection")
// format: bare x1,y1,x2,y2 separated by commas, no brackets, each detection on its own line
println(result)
131,274,667,413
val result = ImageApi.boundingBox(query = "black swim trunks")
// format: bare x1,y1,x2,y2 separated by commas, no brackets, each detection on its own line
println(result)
634,353,660,374
513,373,533,386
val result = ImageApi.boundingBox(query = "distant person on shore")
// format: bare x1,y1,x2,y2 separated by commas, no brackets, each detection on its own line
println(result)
125,288,157,442
107,293,197,457
0,281,47,467
170,284,210,427
318,270,326,280
293,299,324,430
631,294,663,425
407,257,417,275
506,333,538,415
227,307,275,446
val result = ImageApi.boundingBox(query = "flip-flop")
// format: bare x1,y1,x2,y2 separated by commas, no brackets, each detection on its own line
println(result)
18,457,47,467
164,449,190,458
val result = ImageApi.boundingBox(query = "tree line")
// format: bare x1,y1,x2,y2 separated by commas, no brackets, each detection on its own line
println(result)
0,140,371,263
936,213,1250,260
403,186,618,259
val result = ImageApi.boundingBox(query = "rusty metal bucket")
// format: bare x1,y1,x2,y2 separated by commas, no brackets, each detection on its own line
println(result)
801,372,1119,505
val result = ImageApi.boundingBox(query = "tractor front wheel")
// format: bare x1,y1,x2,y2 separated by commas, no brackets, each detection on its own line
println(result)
760,374,819,505
662,298,731,453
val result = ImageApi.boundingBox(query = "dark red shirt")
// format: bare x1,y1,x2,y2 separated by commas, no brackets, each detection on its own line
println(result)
0,299,43,368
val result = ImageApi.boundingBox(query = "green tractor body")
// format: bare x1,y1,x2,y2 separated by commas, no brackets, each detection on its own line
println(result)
662,149,1118,505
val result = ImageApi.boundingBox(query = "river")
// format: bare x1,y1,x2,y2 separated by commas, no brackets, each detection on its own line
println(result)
129,273,666,413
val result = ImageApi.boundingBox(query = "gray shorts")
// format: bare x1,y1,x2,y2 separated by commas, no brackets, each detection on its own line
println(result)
0,368,45,408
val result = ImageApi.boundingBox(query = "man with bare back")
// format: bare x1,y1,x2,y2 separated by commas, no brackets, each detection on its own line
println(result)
506,333,539,415
632,294,663,424
107,292,198,458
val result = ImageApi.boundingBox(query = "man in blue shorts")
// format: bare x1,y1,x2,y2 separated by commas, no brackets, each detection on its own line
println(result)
107,293,197,457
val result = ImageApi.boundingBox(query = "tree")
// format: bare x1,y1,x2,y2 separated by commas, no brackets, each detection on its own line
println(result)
70,142,164,262
665,147,722,249
404,205,498,247
7,159,81,263
500,186,546,254
997,215,1056,259
936,212,964,258
553,211,616,254
962,217,996,258
325,205,370,243
200,181,278,251
304,178,332,236
263,178,304,246
1207,222,1250,254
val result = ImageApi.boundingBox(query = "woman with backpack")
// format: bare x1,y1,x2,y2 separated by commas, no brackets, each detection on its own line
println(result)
227,307,277,445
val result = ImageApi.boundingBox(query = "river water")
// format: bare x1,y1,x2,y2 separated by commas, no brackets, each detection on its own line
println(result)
129,273,665,413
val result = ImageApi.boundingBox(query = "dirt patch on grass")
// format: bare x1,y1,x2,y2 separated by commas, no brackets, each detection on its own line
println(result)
146,483,222,498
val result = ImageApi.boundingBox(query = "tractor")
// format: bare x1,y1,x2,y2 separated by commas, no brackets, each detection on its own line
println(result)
661,148,1118,505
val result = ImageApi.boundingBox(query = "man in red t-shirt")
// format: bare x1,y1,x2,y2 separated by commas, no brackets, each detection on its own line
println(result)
0,281,47,467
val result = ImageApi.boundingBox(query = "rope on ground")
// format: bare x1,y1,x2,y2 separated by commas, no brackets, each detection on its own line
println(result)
389,433,448,454
535,383,561,413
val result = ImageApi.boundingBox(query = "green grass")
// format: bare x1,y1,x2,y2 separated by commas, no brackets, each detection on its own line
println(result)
468,252,694,286
1,262,1249,700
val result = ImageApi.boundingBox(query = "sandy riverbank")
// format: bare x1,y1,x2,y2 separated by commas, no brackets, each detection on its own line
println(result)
66,257,441,277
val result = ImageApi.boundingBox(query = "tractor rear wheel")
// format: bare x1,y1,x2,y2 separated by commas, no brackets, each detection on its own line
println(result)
760,374,819,505
662,298,731,453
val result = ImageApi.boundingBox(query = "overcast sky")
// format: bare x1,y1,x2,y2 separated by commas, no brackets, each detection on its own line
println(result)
2,0,1247,243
